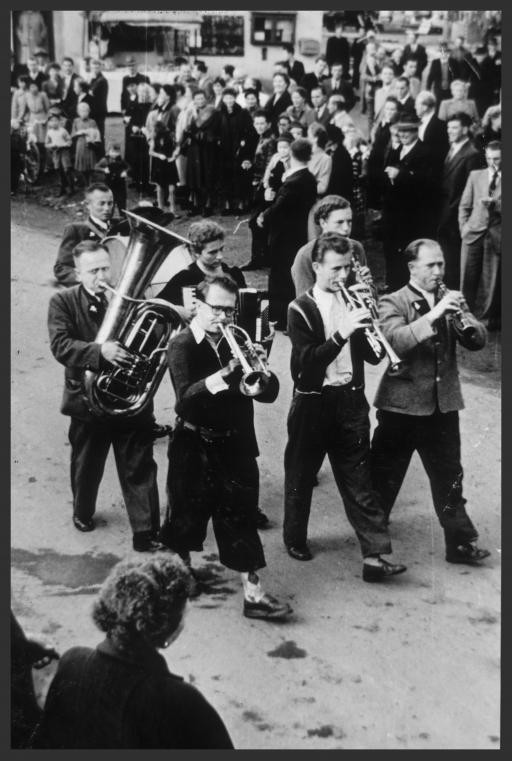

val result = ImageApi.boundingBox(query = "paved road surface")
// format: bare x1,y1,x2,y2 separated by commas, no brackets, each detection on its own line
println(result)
11,203,500,749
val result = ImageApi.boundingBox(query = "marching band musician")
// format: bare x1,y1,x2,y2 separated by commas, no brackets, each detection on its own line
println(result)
48,240,166,553
158,274,292,621
370,238,491,566
284,232,407,582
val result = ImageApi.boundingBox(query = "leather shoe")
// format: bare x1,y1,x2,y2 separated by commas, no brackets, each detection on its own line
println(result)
243,593,292,620
362,557,407,582
286,544,312,561
255,508,270,529
446,543,490,565
73,516,95,532
133,532,170,552
151,423,173,440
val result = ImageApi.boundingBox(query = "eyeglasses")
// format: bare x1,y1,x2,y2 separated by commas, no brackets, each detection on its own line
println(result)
203,302,237,318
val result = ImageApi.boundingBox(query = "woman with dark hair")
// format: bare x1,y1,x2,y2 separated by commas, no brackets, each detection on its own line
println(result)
212,77,226,109
31,554,234,749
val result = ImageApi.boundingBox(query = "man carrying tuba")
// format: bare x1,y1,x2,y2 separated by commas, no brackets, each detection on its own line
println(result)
158,274,292,621
48,240,165,552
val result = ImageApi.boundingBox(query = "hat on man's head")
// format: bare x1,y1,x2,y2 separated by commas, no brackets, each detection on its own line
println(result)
126,56,136,65
34,48,48,58
396,121,419,132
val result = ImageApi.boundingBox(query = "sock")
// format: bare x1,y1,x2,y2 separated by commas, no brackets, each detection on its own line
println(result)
363,555,383,567
240,572,264,602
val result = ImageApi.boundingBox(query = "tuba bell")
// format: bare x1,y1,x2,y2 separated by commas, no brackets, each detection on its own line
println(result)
83,209,187,418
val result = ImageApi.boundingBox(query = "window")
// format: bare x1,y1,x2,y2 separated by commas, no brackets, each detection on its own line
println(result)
198,15,244,56
251,12,296,46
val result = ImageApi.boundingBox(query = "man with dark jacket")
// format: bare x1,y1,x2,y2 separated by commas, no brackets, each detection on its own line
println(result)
60,57,79,126
426,43,459,104
284,232,406,581
400,30,428,77
258,138,317,329
89,59,109,144
282,43,305,85
159,275,292,621
48,241,164,551
371,238,490,566
53,183,125,286
325,22,350,74
120,55,150,110
381,121,433,290
323,62,356,112
437,112,483,288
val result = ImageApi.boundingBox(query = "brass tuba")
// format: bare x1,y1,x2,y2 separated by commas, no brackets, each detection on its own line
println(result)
83,209,187,418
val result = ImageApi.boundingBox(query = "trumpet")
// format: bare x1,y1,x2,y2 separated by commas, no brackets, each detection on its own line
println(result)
435,282,477,340
219,323,272,397
337,275,404,375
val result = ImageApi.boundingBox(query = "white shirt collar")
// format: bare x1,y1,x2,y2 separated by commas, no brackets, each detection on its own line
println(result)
313,283,335,304
190,317,206,344
282,165,305,181
89,215,109,230
449,137,469,157
400,138,418,158
420,111,434,126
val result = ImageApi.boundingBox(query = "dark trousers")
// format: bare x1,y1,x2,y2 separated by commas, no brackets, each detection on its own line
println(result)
248,188,271,266
460,228,501,322
160,428,266,573
68,417,160,535
283,387,392,557
370,408,478,548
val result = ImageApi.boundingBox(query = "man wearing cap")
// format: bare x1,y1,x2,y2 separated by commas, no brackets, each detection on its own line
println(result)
381,120,432,290
121,56,150,111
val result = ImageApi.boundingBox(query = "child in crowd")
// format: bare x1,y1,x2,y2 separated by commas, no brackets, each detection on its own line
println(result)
45,112,74,196
71,101,101,186
94,143,130,215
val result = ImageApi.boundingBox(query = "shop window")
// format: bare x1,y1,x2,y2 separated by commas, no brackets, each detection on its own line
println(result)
251,13,295,46
197,15,244,56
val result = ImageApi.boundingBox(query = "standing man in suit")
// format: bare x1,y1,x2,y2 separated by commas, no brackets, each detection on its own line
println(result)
373,64,397,126
159,275,292,620
416,90,449,232
284,232,407,581
437,112,483,288
310,87,331,127
459,141,501,330
89,59,109,146
257,138,317,329
395,77,416,121
60,57,79,127
325,21,350,75
381,121,432,290
54,183,124,286
367,96,400,210
25,56,46,90
192,60,214,102
400,29,428,78
426,42,459,104
282,43,305,85
323,62,356,112
48,241,164,551
121,56,150,110
301,56,329,102
371,238,490,567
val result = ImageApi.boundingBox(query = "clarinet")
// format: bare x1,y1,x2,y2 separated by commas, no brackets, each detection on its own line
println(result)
435,282,477,340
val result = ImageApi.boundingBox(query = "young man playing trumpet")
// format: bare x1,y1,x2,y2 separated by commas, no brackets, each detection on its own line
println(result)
159,275,292,620
370,238,490,566
284,232,407,581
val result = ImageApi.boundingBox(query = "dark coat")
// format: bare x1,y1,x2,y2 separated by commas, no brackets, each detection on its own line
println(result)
420,115,449,179
382,140,434,244
301,73,329,99
89,73,108,120
54,216,126,286
261,167,317,265
168,326,279,457
31,639,234,749
288,289,383,393
325,35,350,73
47,284,105,420
326,141,354,202
323,78,356,112
397,95,416,121
217,102,254,161
264,91,293,130
438,140,484,229
61,73,79,120
157,261,246,306
374,283,486,415
426,58,459,102
121,73,150,110
286,59,306,84
400,43,428,75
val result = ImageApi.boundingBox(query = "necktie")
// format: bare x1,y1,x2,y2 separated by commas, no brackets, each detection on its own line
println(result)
489,171,499,195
